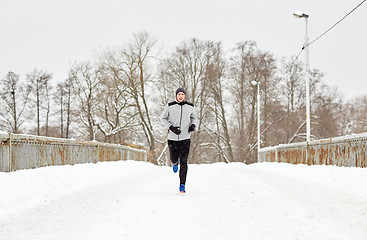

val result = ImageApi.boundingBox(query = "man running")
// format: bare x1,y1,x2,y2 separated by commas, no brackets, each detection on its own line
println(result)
161,88,197,193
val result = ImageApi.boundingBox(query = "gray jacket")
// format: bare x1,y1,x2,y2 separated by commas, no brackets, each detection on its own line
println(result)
161,101,197,141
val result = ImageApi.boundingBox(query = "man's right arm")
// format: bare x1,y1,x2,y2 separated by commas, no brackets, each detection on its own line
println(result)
160,105,171,129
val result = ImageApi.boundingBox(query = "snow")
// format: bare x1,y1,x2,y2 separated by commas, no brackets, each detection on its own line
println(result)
1,161,367,240
260,132,367,153
0,131,8,137
329,132,367,142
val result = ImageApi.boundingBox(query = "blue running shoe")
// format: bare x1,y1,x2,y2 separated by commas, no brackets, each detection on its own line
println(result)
179,184,186,193
173,158,179,173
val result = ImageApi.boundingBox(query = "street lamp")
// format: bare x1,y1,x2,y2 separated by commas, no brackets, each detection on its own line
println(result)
251,80,261,161
293,11,311,142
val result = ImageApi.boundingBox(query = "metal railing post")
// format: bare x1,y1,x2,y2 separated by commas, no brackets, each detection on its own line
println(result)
8,132,13,172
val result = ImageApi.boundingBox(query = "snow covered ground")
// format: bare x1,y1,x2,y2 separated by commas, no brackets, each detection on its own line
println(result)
0,161,366,240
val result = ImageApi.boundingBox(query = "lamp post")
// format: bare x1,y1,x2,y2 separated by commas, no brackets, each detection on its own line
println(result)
293,11,311,142
251,80,260,161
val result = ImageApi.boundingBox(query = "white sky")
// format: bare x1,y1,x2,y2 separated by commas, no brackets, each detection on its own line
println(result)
1,0,366,99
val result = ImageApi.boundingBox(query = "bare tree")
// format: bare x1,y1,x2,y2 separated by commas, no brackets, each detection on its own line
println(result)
257,52,281,147
55,82,66,138
343,95,367,134
279,57,306,143
278,58,344,142
229,41,263,162
43,76,53,136
228,41,284,162
69,61,101,141
160,38,218,163
54,77,76,139
101,31,158,161
205,42,234,162
26,69,53,136
129,32,158,161
64,77,75,138
309,70,343,139
95,61,139,143
0,72,31,133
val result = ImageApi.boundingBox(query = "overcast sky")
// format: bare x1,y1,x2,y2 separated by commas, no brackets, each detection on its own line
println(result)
1,0,366,99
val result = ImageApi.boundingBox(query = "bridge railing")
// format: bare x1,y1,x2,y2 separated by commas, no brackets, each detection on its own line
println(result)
258,133,367,168
0,132,147,172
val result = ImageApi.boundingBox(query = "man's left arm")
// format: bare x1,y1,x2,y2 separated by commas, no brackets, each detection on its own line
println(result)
189,106,198,132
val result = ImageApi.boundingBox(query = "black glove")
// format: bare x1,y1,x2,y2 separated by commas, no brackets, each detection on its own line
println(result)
188,124,196,133
169,126,181,135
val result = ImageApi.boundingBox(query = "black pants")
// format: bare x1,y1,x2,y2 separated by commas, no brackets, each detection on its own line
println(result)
168,139,191,185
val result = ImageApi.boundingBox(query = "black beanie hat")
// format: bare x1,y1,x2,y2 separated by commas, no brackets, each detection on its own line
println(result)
176,87,186,95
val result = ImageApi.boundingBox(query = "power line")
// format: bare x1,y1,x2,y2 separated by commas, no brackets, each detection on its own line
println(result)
305,0,366,49
284,50,303,85
290,50,303,67
288,1,365,72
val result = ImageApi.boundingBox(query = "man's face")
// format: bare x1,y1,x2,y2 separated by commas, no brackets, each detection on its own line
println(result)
177,92,185,102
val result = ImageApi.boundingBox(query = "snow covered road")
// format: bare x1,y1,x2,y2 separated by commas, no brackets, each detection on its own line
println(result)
1,161,366,240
